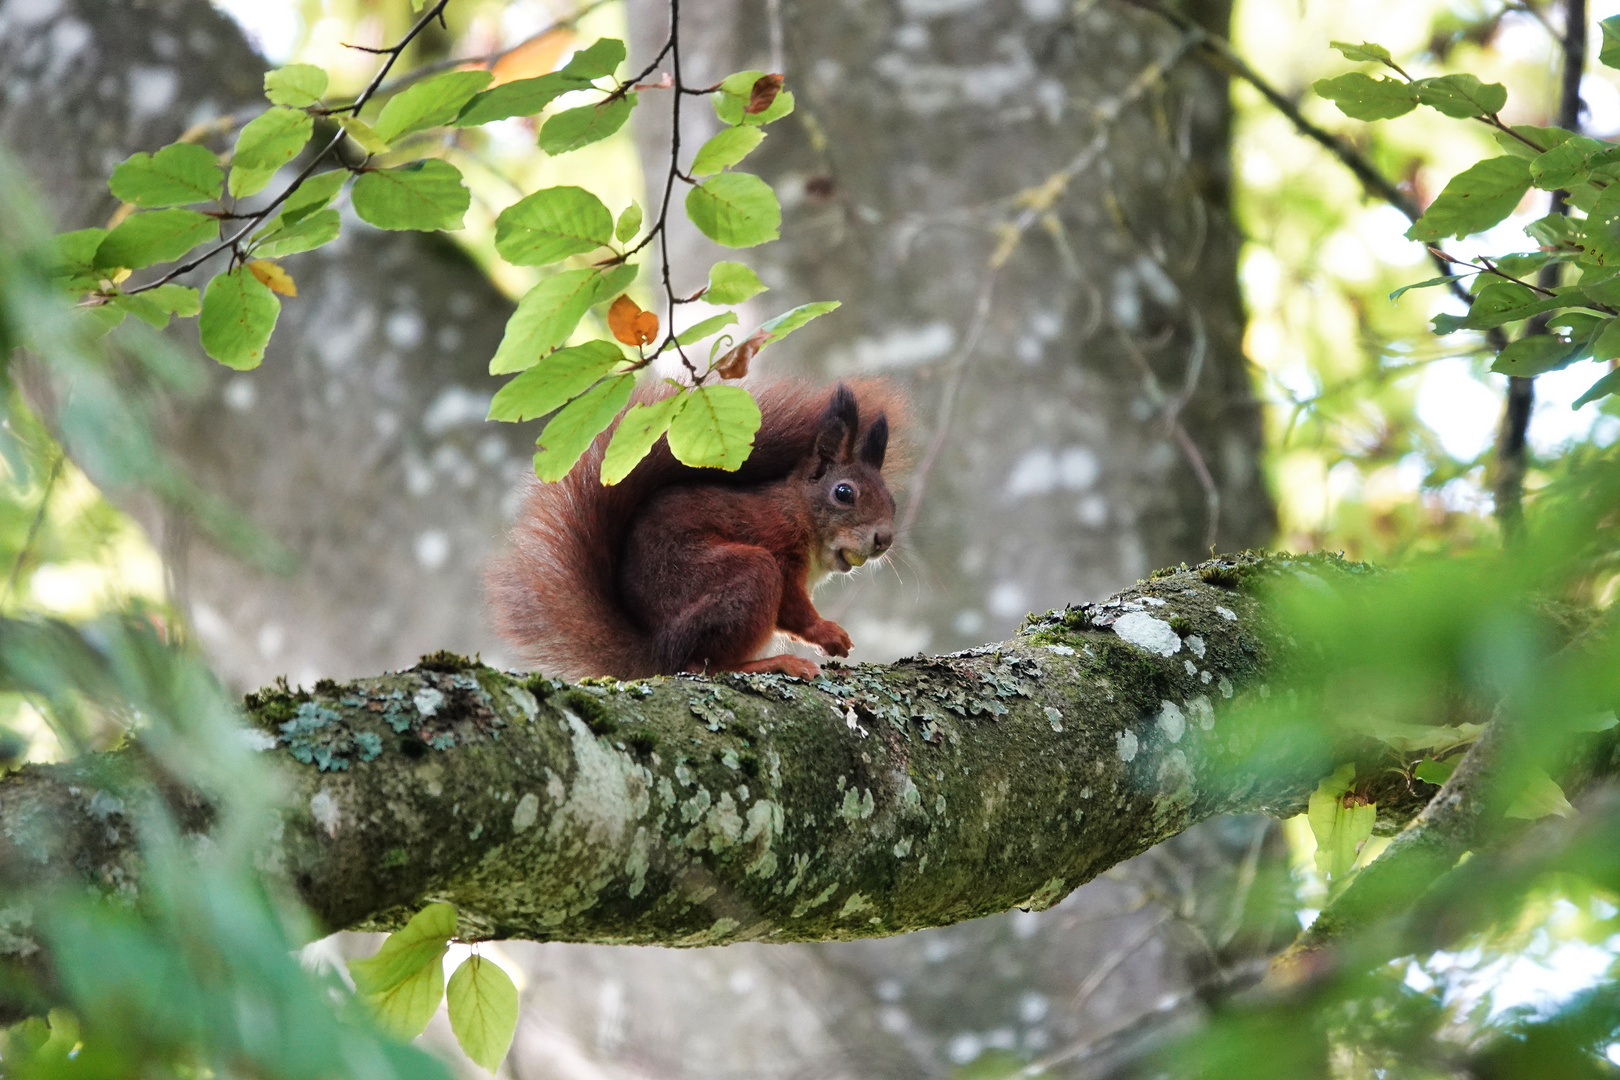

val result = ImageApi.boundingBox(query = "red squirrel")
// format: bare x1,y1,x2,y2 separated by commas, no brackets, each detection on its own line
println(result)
487,380,901,681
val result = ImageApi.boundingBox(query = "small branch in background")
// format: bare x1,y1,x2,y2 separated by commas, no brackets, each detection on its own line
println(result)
1495,0,1585,543
2,450,63,608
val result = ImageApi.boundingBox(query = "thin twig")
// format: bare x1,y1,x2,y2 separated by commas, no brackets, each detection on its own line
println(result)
3,450,64,608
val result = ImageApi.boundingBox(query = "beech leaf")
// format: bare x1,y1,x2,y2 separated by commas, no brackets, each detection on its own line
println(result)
601,391,688,485
108,143,223,208
352,160,470,231
198,268,280,371
534,374,636,481
446,956,519,1073
667,384,761,471
607,295,658,346
685,173,780,248
488,340,626,422
494,186,613,266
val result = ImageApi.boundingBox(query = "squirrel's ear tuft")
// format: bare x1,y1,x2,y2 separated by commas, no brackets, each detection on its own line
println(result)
860,413,889,469
811,385,859,478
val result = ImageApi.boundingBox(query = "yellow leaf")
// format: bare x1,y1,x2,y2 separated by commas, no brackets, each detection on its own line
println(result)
248,259,297,297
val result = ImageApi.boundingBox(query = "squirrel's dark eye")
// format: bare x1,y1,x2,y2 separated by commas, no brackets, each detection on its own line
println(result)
833,482,855,505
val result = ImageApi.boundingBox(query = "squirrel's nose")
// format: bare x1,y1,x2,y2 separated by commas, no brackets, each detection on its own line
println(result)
872,530,893,554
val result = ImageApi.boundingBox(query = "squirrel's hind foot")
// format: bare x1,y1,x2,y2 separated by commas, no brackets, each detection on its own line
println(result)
725,655,822,680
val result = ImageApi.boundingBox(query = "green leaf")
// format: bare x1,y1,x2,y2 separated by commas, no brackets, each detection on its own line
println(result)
229,106,314,198
1306,763,1376,882
705,261,768,305
1388,274,1465,302
685,173,780,248
691,126,767,176
352,160,469,231
1493,251,1555,279
534,374,636,481
348,903,459,995
1312,73,1418,121
713,70,796,126
363,956,445,1041
279,169,348,224
1578,186,1620,266
757,300,840,343
337,116,391,156
446,956,519,1073
52,228,108,290
1413,74,1508,118
1528,212,1582,249
667,384,761,470
1601,16,1620,70
1413,757,1457,786
615,201,642,243
1329,41,1395,66
490,264,636,374
601,391,688,484
1494,125,1579,159
93,208,216,271
455,72,581,126
676,311,739,345
264,63,328,107
1490,334,1579,377
253,207,341,258
539,94,635,155
198,268,280,371
1550,310,1605,338
1461,281,1565,330
108,143,223,207
560,38,626,80
110,283,201,329
1504,768,1575,820
494,186,614,266
1405,156,1532,242
1529,136,1609,191
1574,367,1620,408
373,70,493,143
1590,318,1620,361
488,340,626,421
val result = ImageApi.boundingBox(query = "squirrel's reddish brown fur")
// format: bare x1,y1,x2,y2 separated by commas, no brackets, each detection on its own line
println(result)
487,379,904,681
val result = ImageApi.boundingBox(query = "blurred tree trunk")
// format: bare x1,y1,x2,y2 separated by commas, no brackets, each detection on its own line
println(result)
618,0,1285,1076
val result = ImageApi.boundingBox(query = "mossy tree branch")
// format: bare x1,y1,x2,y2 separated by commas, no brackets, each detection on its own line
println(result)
0,553,1566,949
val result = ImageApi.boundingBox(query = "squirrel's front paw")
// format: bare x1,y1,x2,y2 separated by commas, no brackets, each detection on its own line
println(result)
806,620,853,657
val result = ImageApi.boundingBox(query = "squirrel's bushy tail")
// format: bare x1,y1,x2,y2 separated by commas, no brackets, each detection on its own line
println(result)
486,377,905,680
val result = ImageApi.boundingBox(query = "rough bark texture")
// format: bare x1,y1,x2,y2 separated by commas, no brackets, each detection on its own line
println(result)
2,558,1381,946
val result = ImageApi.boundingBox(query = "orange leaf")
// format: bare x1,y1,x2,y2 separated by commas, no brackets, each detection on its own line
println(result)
745,74,783,115
247,259,297,297
491,27,575,86
712,328,771,380
608,295,658,347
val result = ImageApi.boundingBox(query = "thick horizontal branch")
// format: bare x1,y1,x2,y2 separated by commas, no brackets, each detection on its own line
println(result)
0,554,1425,947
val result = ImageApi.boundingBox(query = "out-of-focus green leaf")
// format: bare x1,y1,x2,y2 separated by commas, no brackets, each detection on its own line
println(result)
1389,274,1466,302
337,116,391,156
1600,15,1620,70
601,390,687,485
1330,41,1396,66
494,186,613,266
93,209,216,271
198,268,279,370
667,384,761,470
615,201,642,243
685,173,780,248
1307,763,1376,882
109,144,223,208
533,374,635,481
1405,156,1532,242
446,956,519,1073
373,70,493,143
349,903,458,996
279,169,348,223
488,340,625,421
1313,72,1418,120
560,38,625,80
539,94,635,155
1413,757,1458,786
1573,367,1620,408
352,160,469,231
264,63,328,107
110,283,200,329
1504,768,1575,819
1529,137,1610,191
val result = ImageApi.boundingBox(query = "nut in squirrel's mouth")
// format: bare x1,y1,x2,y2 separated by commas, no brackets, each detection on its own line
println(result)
834,548,867,571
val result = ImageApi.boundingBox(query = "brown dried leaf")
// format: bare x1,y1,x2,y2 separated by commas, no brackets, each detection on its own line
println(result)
608,294,658,347
490,28,575,86
247,259,297,297
712,327,772,379
744,74,784,115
